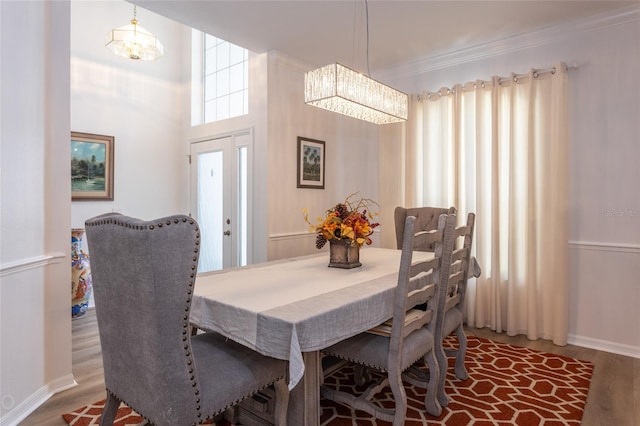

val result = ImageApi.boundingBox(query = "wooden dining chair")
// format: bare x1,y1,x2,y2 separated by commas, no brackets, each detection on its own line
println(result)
85,213,289,426
394,206,457,252
320,214,457,425
434,212,480,407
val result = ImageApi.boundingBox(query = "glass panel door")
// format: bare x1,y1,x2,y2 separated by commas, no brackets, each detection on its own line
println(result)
191,138,230,272
190,131,251,273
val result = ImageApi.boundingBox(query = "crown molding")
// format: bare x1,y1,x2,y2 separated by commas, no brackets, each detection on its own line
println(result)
378,5,640,81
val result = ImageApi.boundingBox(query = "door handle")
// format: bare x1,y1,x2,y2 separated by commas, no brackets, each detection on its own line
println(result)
223,230,231,236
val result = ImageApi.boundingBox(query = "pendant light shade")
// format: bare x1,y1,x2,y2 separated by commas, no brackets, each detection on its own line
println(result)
303,0,408,125
305,63,408,125
105,6,163,61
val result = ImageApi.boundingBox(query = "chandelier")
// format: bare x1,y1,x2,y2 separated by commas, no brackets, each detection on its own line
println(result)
304,1,408,124
105,5,163,61
305,63,408,124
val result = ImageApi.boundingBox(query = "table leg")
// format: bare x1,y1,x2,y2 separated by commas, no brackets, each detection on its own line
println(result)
287,351,321,426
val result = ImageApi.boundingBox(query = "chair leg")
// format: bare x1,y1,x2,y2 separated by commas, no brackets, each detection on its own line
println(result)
273,378,289,426
99,392,120,426
354,364,371,386
387,368,408,426
454,325,468,380
424,350,442,417
435,336,449,408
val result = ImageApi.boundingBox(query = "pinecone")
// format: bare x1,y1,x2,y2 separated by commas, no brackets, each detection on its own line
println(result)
335,203,349,219
315,234,327,249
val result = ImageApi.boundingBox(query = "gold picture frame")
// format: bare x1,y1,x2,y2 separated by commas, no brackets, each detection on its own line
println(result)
71,132,114,201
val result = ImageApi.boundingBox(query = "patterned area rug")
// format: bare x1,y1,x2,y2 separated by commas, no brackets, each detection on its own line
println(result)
62,402,141,426
62,336,593,425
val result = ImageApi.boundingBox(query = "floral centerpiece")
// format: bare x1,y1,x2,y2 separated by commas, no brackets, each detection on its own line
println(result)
303,193,380,250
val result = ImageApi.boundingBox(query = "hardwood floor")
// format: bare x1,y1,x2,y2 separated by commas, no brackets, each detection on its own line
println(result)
19,309,640,425
19,310,107,426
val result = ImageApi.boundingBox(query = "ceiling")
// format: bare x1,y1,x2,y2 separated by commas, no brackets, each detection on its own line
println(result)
133,0,638,73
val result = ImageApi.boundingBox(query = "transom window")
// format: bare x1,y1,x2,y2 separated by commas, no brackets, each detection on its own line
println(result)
191,30,248,125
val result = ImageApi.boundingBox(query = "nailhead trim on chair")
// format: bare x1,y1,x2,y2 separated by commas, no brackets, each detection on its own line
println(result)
321,352,426,375
90,215,208,423
187,221,201,418
147,216,208,422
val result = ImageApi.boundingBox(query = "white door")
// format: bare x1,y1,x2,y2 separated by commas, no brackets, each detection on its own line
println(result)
190,131,251,273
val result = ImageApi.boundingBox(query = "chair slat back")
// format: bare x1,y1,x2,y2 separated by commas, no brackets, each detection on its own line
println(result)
440,213,475,315
395,206,457,251
388,214,456,364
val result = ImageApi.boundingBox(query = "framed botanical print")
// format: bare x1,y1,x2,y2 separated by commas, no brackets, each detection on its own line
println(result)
297,136,325,189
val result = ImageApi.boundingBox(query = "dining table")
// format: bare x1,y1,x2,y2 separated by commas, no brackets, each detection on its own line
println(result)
189,246,430,426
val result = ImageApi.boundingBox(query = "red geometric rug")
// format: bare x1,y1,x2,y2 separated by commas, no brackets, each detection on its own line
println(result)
62,402,143,426
62,336,593,425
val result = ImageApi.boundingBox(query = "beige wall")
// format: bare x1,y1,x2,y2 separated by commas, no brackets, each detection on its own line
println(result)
265,52,382,260
377,122,405,249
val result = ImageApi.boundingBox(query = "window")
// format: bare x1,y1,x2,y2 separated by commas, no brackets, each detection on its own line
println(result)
191,30,248,125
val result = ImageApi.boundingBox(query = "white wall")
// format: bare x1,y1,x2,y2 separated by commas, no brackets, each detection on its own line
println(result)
0,1,73,425
70,1,187,228
380,6,640,357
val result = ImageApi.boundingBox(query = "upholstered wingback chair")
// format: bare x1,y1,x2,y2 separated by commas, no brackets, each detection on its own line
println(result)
85,213,289,426
394,206,457,251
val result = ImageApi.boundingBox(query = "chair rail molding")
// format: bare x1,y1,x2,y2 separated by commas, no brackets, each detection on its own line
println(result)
269,228,382,242
0,253,66,277
568,240,640,254
269,231,315,241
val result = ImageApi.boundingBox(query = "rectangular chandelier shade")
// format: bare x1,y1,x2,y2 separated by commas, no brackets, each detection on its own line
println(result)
304,63,408,125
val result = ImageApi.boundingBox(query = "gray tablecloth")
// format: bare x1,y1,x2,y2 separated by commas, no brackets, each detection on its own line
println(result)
190,247,424,389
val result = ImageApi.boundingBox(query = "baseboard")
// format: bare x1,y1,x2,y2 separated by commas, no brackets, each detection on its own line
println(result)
568,334,640,360
0,374,77,426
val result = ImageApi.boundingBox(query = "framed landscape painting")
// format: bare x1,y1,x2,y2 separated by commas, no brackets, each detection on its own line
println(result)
71,132,114,201
297,136,325,189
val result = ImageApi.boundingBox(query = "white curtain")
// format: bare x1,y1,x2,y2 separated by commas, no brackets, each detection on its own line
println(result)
412,63,569,345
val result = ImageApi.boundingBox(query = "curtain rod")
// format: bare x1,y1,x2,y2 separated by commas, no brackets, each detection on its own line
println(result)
419,62,578,100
